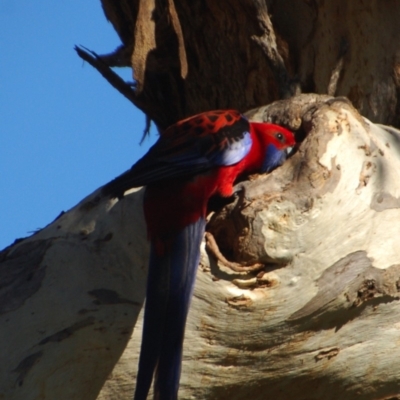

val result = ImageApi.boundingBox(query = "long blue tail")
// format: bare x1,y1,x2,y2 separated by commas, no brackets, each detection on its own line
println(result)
134,218,206,400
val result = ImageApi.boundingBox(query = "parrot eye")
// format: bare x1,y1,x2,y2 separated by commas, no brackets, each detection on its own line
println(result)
275,132,284,142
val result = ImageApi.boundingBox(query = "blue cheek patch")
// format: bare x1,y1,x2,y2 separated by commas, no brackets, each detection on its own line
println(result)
261,144,286,173
214,131,252,166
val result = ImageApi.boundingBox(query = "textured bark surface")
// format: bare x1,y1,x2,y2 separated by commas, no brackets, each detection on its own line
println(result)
98,0,288,129
95,0,400,130
268,0,400,126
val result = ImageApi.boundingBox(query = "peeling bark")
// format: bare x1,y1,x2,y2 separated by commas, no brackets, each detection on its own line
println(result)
91,0,295,129
84,1,400,131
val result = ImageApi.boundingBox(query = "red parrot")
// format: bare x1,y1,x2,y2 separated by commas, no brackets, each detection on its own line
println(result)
102,110,295,400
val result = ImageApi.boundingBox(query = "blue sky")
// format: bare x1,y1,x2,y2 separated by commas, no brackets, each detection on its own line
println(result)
0,1,156,250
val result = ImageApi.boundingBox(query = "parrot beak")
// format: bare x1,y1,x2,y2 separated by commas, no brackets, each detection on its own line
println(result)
285,146,294,156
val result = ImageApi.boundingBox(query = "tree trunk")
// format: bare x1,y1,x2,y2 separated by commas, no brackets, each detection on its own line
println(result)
3,1,400,400
95,0,400,130
95,95,400,400
3,95,400,399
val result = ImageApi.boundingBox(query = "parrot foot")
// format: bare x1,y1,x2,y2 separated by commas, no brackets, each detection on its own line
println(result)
205,232,265,273
233,182,250,202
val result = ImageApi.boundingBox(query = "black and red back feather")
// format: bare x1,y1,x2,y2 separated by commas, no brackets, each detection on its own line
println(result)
102,110,251,198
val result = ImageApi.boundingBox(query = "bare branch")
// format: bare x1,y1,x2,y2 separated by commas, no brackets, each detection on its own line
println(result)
74,45,161,127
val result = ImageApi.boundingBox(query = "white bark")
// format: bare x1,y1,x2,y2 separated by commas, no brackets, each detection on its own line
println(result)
2,96,400,400
0,189,148,399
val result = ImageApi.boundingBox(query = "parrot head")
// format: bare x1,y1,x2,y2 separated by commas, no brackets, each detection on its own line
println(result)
250,122,296,173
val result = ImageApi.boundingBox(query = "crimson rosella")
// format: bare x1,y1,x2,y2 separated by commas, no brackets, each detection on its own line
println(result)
102,109,296,400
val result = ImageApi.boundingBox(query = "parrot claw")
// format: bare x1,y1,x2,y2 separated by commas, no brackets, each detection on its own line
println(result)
233,182,249,198
205,232,265,274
